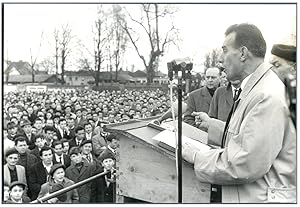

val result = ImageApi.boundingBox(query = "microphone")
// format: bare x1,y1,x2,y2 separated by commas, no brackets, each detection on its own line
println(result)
153,101,188,124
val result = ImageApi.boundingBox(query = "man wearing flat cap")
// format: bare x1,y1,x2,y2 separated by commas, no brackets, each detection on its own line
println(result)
20,119,35,150
65,147,96,203
6,181,31,203
80,139,97,164
4,148,27,196
38,163,79,203
270,44,296,82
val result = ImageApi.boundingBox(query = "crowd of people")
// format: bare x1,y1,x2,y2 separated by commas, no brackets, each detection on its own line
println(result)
3,88,175,203
3,22,296,204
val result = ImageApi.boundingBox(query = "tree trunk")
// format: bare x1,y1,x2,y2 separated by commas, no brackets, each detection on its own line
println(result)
32,68,35,83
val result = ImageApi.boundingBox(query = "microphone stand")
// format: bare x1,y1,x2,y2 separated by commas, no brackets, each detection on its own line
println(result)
177,76,183,203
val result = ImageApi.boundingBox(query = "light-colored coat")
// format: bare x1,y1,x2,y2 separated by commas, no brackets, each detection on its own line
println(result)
193,63,296,203
4,164,27,185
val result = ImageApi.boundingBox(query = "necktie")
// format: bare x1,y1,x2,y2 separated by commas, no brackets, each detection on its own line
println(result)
221,88,242,148
77,141,80,146
233,88,241,101
87,154,91,162
59,156,62,163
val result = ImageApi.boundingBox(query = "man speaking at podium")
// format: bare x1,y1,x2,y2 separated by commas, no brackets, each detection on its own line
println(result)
182,23,296,203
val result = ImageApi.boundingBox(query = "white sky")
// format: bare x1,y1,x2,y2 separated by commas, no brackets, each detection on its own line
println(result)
3,3,296,74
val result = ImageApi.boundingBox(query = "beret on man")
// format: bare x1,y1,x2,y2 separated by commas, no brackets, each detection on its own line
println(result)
271,44,296,62
49,163,65,177
80,139,93,147
69,147,81,156
99,151,115,163
5,148,19,157
7,122,17,129
9,181,27,190
20,119,31,127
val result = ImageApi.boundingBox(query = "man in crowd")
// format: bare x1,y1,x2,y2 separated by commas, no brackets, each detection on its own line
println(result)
61,138,70,155
80,140,97,164
65,147,96,203
84,122,95,140
183,67,221,127
20,119,35,150
15,136,38,182
269,44,296,82
208,80,241,122
52,140,71,168
183,23,296,203
30,134,46,160
69,126,86,150
100,133,118,158
269,43,296,125
28,146,53,200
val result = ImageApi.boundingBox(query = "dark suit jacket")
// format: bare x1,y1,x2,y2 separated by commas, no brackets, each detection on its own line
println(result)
69,138,86,152
91,168,115,203
184,87,213,126
75,117,87,127
27,161,49,200
65,161,96,203
30,147,42,161
53,154,71,168
23,132,36,150
17,152,38,180
56,127,71,140
99,148,116,159
208,84,234,122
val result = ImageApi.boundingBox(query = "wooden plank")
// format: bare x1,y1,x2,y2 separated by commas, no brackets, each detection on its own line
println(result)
116,134,210,203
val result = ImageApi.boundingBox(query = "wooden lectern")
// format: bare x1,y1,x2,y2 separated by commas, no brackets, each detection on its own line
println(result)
104,117,211,203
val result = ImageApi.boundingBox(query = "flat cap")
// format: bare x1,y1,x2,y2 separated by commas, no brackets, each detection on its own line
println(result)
9,181,27,190
80,139,92,147
20,119,31,127
99,151,115,163
5,148,19,157
49,163,65,177
271,44,296,62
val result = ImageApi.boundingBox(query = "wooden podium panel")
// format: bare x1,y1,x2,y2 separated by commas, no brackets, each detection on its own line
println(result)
105,118,211,203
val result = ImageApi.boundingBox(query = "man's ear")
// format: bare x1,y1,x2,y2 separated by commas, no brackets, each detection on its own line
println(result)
240,46,249,62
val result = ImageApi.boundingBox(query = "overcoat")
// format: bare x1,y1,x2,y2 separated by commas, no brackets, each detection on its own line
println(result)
184,87,213,126
208,84,233,122
193,63,296,203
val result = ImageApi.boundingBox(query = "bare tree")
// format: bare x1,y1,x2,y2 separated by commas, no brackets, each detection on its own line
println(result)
120,4,179,84
77,6,110,87
52,25,73,85
54,29,60,81
77,58,92,71
29,32,43,83
39,57,55,74
92,6,110,86
203,48,221,72
60,24,73,84
110,5,128,81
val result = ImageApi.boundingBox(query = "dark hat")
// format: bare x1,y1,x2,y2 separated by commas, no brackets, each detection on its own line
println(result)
99,151,115,163
49,163,65,177
69,147,81,156
7,122,17,129
5,148,19,157
9,181,27,190
20,119,31,127
271,44,296,62
80,139,92,147
50,183,67,202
